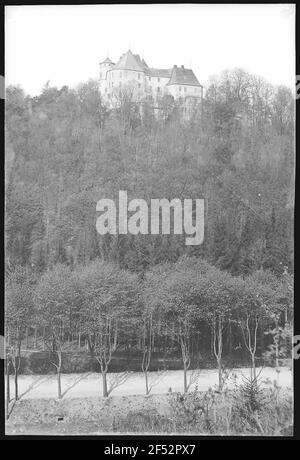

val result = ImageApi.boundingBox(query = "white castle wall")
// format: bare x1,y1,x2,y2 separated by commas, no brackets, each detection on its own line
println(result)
98,56,203,105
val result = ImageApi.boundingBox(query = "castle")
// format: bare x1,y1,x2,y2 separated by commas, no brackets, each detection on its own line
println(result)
99,50,203,105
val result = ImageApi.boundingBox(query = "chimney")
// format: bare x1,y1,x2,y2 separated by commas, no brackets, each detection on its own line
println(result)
174,65,177,68
181,65,184,69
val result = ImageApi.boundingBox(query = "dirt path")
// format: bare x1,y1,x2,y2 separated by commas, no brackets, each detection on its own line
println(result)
5,366,292,400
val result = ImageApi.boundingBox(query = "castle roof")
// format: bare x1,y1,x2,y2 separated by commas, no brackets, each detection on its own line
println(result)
146,68,172,78
113,50,146,71
101,51,202,88
100,57,114,65
141,58,148,68
133,54,149,69
167,66,202,87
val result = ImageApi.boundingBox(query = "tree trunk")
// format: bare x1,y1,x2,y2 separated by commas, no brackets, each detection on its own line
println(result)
213,319,223,391
228,321,232,358
251,355,256,380
260,324,265,356
102,371,108,397
145,370,149,395
25,327,29,349
6,359,10,419
275,339,280,387
14,334,22,401
87,339,95,371
210,332,214,358
57,369,62,399
34,327,38,349
217,358,222,391
14,361,19,401
183,365,188,393
57,351,62,399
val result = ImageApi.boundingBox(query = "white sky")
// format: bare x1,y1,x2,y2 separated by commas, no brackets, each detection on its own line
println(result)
5,4,295,96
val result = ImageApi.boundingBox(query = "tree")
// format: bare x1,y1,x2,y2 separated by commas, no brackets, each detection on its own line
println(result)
35,264,77,399
262,270,293,384
236,270,281,380
203,268,240,390
146,257,212,393
6,266,35,401
272,86,294,136
5,71,294,389
77,260,139,397
5,74,294,277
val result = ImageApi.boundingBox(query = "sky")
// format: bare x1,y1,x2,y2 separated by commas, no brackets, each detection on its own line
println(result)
5,4,295,96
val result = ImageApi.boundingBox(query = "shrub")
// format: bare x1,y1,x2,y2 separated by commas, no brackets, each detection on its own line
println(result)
167,381,293,435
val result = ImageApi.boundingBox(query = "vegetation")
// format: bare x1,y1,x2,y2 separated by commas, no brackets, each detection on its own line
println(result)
6,70,294,275
5,68,294,432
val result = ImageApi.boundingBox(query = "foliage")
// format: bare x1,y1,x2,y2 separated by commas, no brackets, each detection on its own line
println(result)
5,69,294,404
5,69,294,275
166,382,292,435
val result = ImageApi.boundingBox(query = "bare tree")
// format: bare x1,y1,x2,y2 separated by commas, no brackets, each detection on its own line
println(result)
78,261,140,397
164,318,192,394
94,315,119,397
178,320,192,394
141,313,155,395
42,324,65,399
6,351,11,419
10,333,22,401
212,313,225,391
6,266,34,401
239,312,259,380
34,265,76,399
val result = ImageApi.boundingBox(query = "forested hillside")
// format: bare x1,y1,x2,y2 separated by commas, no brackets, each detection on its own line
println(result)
6,69,294,275
5,69,294,389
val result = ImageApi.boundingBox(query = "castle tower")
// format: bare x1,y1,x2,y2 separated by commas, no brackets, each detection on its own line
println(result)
99,57,114,96
99,57,114,79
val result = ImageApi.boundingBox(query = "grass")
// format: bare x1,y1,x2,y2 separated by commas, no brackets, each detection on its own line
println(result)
6,378,293,436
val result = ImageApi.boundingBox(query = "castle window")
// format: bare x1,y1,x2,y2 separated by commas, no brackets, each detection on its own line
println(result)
100,72,102,79
158,77,160,82
149,76,151,81
138,73,141,79
157,87,160,93
179,86,182,91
